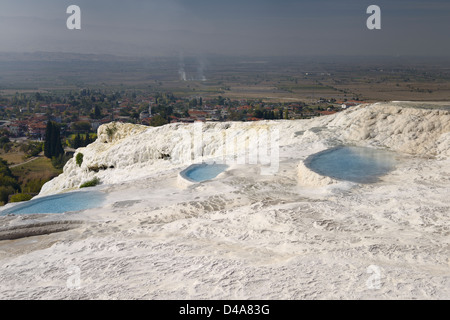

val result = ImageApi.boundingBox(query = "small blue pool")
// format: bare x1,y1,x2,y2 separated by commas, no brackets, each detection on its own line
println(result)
181,163,228,182
305,146,397,183
0,191,106,216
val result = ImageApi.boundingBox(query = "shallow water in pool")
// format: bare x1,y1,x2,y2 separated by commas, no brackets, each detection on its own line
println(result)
305,146,397,183
182,163,229,182
0,191,106,215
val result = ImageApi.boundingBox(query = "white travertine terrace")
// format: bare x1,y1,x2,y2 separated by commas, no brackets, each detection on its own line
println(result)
40,102,450,194
2,102,450,299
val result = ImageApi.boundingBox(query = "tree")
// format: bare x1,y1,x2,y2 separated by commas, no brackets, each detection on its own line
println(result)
73,133,82,149
44,121,64,159
44,121,52,158
51,123,64,157
20,141,43,157
149,115,168,127
2,142,12,153
84,132,92,146
0,157,20,204
51,153,70,169
189,99,198,108
72,121,91,132
10,193,33,203
76,153,84,167
0,186,15,204
90,105,102,119
254,109,263,119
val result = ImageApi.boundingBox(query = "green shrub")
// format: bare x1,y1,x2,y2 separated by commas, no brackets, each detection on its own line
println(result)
20,141,43,157
22,179,46,194
149,115,168,127
51,153,71,169
88,164,108,172
10,193,33,203
0,174,20,190
80,177,100,188
105,123,117,141
0,185,15,204
76,153,84,167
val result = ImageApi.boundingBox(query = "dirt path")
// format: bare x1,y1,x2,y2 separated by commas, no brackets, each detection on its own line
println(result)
9,156,39,168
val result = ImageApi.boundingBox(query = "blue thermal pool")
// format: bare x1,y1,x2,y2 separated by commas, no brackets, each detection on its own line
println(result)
305,146,397,183
0,191,106,216
181,163,229,182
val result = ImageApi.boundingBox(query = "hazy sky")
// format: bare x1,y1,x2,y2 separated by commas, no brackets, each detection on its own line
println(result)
1,0,449,57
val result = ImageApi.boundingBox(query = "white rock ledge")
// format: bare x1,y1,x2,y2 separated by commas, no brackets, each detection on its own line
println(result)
39,102,450,196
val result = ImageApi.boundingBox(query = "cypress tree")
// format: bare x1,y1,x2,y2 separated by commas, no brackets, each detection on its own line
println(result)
73,133,81,149
94,105,101,119
84,132,91,146
44,121,64,158
44,121,52,158
50,123,56,156
54,124,64,157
